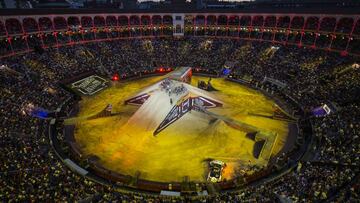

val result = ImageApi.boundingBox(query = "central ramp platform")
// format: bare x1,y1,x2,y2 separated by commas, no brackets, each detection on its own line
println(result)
125,78,223,135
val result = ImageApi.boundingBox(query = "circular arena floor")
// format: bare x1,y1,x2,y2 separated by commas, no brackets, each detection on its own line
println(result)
73,76,290,182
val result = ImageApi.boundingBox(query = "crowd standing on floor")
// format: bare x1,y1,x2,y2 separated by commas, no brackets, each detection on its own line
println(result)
0,38,359,202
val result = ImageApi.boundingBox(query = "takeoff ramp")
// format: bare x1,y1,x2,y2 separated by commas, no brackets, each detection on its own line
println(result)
195,106,277,162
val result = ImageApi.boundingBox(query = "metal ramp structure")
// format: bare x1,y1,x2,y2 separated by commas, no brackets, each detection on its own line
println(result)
63,104,127,125
248,104,298,123
193,105,278,163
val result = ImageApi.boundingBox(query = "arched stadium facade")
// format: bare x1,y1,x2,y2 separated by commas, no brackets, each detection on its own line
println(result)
0,10,360,58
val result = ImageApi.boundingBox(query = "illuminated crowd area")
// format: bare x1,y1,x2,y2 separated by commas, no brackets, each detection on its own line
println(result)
0,5,359,201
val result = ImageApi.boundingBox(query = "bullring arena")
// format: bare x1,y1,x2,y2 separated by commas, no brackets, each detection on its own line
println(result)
1,2,359,202
69,74,292,183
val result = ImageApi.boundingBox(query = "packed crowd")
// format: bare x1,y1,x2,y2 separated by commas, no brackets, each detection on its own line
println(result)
0,37,359,202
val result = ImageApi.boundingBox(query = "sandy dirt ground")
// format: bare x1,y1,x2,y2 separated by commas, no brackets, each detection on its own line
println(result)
74,76,289,182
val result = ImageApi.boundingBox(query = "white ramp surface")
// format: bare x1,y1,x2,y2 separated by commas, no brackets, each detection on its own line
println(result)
125,79,222,134
127,89,173,132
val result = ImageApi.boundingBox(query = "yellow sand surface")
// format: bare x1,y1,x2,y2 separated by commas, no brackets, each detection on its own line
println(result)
74,76,289,182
